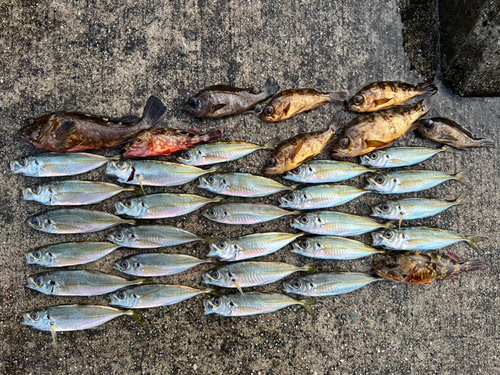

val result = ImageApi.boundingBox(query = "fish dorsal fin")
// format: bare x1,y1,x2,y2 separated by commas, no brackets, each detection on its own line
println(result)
445,251,462,263
55,120,77,147
373,98,392,107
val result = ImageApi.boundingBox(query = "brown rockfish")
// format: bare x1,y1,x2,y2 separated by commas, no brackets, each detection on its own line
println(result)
374,251,487,284
182,77,280,119
17,96,167,152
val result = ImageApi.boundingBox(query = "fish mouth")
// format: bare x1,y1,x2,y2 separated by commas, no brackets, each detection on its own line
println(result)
370,231,384,246
22,188,32,200
278,196,289,207
203,300,215,315
201,273,210,283
364,179,377,191
114,202,127,215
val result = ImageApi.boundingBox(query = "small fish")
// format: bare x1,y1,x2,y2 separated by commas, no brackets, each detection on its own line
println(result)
202,203,299,225
332,96,436,157
23,181,138,206
199,173,295,197
279,184,368,210
17,96,166,152
27,270,149,296
204,292,318,316
122,128,224,158
416,117,495,149
371,227,487,251
374,251,487,284
115,193,222,219
26,242,120,267
23,304,142,344
110,285,215,309
259,88,347,122
10,152,109,177
264,111,344,175
26,209,135,234
114,253,214,277
207,232,305,262
182,77,280,118
346,78,437,112
106,159,218,187
283,272,382,297
359,146,449,168
291,236,385,260
177,141,273,166
283,160,377,183
291,211,394,236
365,168,470,194
107,225,201,248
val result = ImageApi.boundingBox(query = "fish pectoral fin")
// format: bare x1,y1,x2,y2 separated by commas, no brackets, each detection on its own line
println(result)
289,140,305,160
137,174,146,196
50,321,58,346
404,265,435,284
445,251,462,263
232,279,245,297
437,133,460,142
365,140,393,148
398,212,404,230
373,98,393,107
213,103,227,112
55,120,77,147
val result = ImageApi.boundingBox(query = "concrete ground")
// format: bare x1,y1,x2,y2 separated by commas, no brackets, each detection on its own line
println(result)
1,1,499,374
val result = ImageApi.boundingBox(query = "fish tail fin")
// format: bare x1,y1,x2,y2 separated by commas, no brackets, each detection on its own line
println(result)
439,145,452,153
420,93,439,113
139,95,167,129
203,258,221,265
459,258,488,273
465,236,488,252
289,211,301,216
125,309,144,323
328,110,346,134
263,139,279,150
383,221,397,229
416,77,438,96
213,195,226,203
201,288,219,295
205,166,221,174
301,260,322,273
452,192,471,207
284,183,301,191
298,299,320,315
199,129,224,143
131,187,143,195
480,139,496,148
453,167,471,187
135,278,153,285
261,77,280,98
329,91,348,106
123,218,137,225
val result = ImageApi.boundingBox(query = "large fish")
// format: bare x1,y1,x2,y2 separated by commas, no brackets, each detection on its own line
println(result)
17,96,166,152
374,251,487,284
182,77,280,118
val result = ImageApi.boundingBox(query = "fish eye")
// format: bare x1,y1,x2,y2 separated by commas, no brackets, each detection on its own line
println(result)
114,231,123,240
207,176,215,183
384,230,394,239
264,106,274,116
218,242,226,249
423,119,434,128
125,199,133,207
117,291,126,299
287,193,295,201
339,138,350,148
33,250,41,258
386,261,397,268
207,209,216,217
210,270,220,279
183,151,191,159
292,280,301,288
375,176,385,184
299,216,309,224
34,275,42,285
25,119,34,127
30,311,39,320
116,161,125,168
31,217,40,226
19,158,28,166
31,186,40,194
213,298,221,306
299,240,309,248
120,259,129,269
381,203,390,211
291,167,301,174
353,96,364,106
266,158,276,167
369,152,378,160
188,98,197,106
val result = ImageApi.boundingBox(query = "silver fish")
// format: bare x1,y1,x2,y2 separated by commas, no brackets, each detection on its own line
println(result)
291,211,394,236
291,236,385,260
199,173,295,197
26,270,148,296
282,160,376,184
114,253,214,277
11,152,109,177
360,146,449,168
204,292,317,316
365,168,470,194
202,203,299,225
106,159,218,187
26,242,120,267
283,272,382,297
207,232,305,262
279,184,368,210
107,225,201,248
177,141,273,166
110,285,214,309
371,227,487,251
27,209,136,234
23,181,138,206
115,193,222,219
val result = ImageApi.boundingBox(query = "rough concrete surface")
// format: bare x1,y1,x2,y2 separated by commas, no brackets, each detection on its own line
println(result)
0,1,499,374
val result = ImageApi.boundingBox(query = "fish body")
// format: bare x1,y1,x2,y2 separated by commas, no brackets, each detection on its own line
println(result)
264,112,344,175
259,88,347,122
291,236,384,260
416,117,495,149
182,77,280,118
23,181,136,206
107,225,201,248
115,193,222,219
283,272,382,296
202,203,298,225
114,253,213,277
207,232,304,262
359,146,448,168
122,128,223,158
10,153,109,177
346,78,437,112
365,168,469,194
26,270,148,296
26,242,120,267
17,96,166,152
106,159,218,186
374,251,487,284
279,184,368,210
371,227,487,251
282,160,376,183
332,97,434,157
199,173,294,197
26,209,135,234
110,285,214,309
291,211,394,236
204,292,316,316
177,142,272,166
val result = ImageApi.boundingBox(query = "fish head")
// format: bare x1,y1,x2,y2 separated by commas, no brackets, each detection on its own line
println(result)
283,277,315,296
26,248,51,266
415,118,436,138
373,256,407,282
182,95,209,118
113,257,141,275
11,156,40,176
371,201,400,220
371,229,406,250
107,228,136,247
23,185,51,204
177,148,205,166
259,102,284,122
198,174,227,193
26,213,54,232
26,273,55,295
331,134,364,158
110,289,138,309
290,213,322,233
202,206,228,223
283,164,315,182
204,295,234,316
202,267,232,288
279,190,306,209
115,197,145,218
345,93,372,112
359,150,389,168
365,173,398,193
23,307,51,331
106,160,134,182
207,238,237,260
291,238,322,257
16,114,53,149
262,151,288,175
